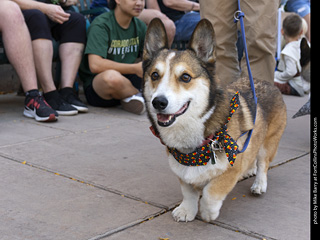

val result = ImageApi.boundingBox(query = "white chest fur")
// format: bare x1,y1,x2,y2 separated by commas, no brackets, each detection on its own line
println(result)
168,150,229,188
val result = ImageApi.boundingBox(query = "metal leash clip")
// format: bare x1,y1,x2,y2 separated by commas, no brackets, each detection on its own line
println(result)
209,139,223,164
233,10,245,23
210,139,223,152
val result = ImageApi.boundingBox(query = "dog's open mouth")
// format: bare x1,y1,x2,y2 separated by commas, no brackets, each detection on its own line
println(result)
156,101,190,127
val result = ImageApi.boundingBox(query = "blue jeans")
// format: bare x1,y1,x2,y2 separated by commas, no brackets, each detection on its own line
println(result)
174,11,200,41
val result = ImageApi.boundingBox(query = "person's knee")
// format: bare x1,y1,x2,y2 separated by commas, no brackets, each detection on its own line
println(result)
162,19,176,44
101,70,126,91
4,1,20,13
0,1,24,25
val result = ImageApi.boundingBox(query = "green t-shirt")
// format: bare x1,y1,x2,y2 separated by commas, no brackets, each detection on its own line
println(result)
79,10,147,90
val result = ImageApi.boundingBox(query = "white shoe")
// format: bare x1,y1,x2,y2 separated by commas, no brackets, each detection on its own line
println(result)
121,93,145,115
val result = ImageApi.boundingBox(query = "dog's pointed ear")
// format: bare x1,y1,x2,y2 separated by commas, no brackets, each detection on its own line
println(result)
188,19,216,63
300,37,310,67
143,18,169,61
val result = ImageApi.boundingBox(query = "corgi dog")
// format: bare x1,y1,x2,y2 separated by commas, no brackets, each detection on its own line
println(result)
142,18,287,222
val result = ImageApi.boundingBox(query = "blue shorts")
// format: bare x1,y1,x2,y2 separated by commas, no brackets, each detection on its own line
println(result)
285,0,310,17
174,11,200,41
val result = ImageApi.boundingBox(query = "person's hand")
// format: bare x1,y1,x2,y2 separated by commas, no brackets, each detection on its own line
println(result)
44,4,70,24
134,62,143,78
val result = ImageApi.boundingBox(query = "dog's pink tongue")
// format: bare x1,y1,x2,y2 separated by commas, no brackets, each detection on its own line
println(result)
157,114,173,122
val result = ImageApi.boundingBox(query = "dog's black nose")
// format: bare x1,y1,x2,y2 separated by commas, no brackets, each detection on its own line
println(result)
152,96,168,110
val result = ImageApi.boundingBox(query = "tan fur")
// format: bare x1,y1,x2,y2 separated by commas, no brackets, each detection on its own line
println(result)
143,19,287,222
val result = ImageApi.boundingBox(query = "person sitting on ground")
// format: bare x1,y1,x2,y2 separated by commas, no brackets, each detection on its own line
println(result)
148,0,200,42
274,13,310,97
0,0,57,122
79,0,146,115
12,0,88,116
90,0,176,47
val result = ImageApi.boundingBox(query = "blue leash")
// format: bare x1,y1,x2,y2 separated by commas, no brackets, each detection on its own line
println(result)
233,0,258,153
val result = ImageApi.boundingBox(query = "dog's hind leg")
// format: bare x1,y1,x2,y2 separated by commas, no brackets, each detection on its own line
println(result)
172,180,200,222
251,116,286,195
251,146,269,195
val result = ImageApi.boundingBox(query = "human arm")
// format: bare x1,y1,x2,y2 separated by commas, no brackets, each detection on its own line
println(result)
11,0,70,24
145,0,161,11
88,55,143,78
275,55,299,81
162,0,200,12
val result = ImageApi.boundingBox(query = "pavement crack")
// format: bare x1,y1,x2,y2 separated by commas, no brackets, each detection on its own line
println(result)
268,152,310,170
87,209,168,240
209,220,278,240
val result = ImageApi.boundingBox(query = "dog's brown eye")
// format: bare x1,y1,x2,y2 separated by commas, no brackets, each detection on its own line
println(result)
151,72,160,81
180,73,192,83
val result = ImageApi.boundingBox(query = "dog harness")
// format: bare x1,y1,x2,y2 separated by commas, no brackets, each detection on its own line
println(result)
151,91,241,167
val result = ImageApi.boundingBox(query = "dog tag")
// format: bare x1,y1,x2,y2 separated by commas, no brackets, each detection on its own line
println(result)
210,140,222,165
211,151,217,165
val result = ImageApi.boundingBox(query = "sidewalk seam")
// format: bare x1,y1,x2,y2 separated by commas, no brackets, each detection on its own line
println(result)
87,209,168,240
0,151,168,210
268,152,310,170
209,220,278,240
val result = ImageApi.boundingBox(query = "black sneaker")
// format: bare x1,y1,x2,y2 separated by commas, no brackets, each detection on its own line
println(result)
59,87,88,113
44,90,78,116
24,90,58,122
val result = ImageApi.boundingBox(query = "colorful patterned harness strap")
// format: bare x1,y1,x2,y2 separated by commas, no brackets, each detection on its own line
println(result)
213,91,240,166
168,143,214,166
166,91,241,167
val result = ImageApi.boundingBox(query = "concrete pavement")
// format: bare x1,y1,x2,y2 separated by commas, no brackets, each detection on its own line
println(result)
0,92,311,240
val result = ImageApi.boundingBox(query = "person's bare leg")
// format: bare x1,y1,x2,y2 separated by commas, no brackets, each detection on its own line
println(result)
59,42,84,88
0,1,57,121
58,42,88,112
92,70,144,114
31,39,56,93
31,39,78,115
0,0,37,92
93,70,139,100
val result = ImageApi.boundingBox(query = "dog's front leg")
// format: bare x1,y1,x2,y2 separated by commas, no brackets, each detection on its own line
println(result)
200,168,239,222
172,179,200,222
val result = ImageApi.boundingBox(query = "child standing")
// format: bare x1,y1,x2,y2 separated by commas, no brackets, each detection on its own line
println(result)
274,13,309,96
79,0,146,114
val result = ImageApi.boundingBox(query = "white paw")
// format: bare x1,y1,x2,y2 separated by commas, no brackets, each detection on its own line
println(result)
251,179,267,195
199,198,222,222
172,203,197,222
